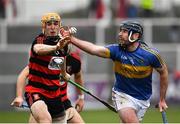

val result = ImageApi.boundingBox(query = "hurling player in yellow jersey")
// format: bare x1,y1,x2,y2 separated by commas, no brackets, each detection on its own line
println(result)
67,20,168,123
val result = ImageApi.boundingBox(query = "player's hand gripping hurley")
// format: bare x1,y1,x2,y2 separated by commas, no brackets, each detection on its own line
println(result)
155,104,168,124
59,70,117,113
67,79,117,113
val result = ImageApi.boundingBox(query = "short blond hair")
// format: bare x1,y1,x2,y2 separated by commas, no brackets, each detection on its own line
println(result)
41,12,61,33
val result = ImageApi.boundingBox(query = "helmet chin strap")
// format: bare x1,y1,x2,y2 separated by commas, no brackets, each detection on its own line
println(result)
128,31,138,42
119,31,140,50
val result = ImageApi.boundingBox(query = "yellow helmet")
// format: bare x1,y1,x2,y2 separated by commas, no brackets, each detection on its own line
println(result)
41,12,62,33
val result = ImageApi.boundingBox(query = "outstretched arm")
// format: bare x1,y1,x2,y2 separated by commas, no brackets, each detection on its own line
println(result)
11,66,29,107
70,36,110,58
155,63,168,112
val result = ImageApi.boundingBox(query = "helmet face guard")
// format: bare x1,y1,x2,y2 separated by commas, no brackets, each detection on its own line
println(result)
41,13,62,34
120,21,143,42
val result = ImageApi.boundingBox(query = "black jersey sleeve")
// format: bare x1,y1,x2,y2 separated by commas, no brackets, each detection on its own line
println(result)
30,33,45,55
66,55,81,75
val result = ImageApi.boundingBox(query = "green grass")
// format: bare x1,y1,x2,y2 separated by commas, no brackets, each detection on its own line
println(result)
0,105,180,123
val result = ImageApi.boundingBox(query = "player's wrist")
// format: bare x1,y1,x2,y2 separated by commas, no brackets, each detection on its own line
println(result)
16,94,23,98
55,44,60,51
78,94,84,100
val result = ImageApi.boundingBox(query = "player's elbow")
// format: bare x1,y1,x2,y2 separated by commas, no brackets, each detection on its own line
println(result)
33,45,40,54
160,66,168,82
90,49,98,56
89,47,100,56
163,65,168,76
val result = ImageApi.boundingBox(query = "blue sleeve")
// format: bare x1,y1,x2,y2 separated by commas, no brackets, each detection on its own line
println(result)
149,50,163,68
105,44,117,60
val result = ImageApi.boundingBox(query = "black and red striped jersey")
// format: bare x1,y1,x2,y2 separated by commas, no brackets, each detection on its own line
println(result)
25,33,68,98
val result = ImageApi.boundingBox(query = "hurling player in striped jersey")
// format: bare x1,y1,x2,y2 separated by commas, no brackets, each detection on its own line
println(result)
11,50,85,123
11,12,71,123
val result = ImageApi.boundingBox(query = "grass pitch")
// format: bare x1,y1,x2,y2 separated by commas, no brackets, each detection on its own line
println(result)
0,105,179,123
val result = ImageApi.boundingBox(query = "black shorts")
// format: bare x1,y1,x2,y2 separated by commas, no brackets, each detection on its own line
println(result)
25,92,65,118
63,99,72,110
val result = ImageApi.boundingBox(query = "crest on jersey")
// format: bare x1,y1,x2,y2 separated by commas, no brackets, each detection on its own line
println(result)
48,57,64,70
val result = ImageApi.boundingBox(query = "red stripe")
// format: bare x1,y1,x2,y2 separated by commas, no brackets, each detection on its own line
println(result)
30,62,60,75
60,83,68,101
35,55,52,62
60,83,67,97
30,51,56,62
61,82,67,87
31,53,52,62
36,36,45,44
60,82,67,95
60,88,67,95
29,74,60,86
61,96,68,101
31,50,65,62
70,53,81,62
25,85,61,98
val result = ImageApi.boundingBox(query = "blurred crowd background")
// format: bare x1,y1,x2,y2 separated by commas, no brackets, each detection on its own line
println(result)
0,0,180,111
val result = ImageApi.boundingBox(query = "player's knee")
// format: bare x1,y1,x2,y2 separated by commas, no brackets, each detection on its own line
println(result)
121,115,139,123
33,111,52,123
52,114,67,123
118,109,139,123
37,115,52,123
